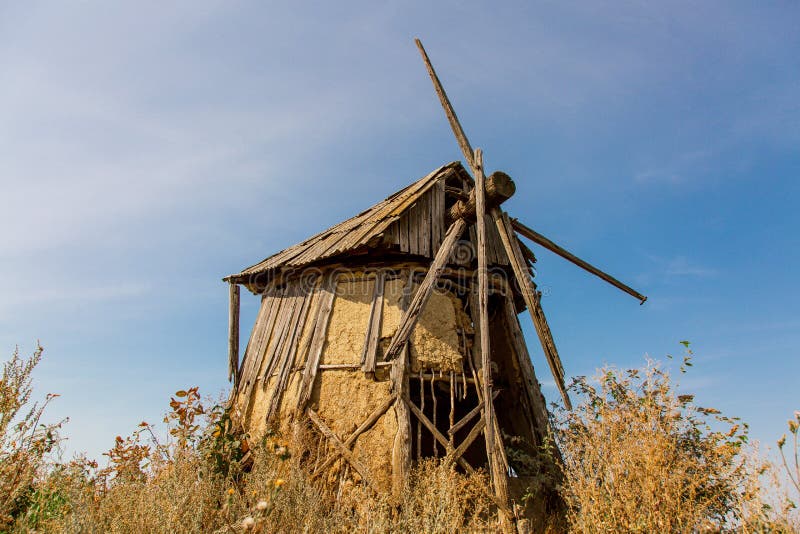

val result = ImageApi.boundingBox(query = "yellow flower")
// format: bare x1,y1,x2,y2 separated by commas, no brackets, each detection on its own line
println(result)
227,488,235,495
274,478,286,488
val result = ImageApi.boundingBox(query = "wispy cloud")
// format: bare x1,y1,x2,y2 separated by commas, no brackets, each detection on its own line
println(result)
663,256,718,278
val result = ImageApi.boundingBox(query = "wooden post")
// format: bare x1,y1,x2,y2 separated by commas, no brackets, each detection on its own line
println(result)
473,149,511,513
296,274,337,412
391,271,413,500
228,282,240,385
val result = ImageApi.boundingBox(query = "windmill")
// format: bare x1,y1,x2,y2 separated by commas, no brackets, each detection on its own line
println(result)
396,36,646,522
224,38,645,530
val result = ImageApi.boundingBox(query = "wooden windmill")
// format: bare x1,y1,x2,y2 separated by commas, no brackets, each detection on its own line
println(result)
224,39,645,526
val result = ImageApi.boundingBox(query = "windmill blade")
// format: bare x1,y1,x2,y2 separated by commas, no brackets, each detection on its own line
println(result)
512,218,647,304
528,288,572,410
415,38,476,170
493,209,572,409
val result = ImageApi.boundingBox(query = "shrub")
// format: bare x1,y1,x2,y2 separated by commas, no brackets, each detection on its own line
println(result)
554,346,799,533
0,345,64,528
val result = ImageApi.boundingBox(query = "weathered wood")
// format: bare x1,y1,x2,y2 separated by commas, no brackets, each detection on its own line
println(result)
447,171,516,225
261,286,301,384
319,362,392,370
402,394,475,474
361,270,385,376
501,291,550,440
431,375,438,457
512,218,647,304
306,408,377,491
240,286,287,418
473,149,509,509
449,372,455,448
296,275,337,412
237,289,271,394
494,210,572,410
266,279,319,422
448,390,500,437
228,283,241,385
417,371,424,460
431,178,444,252
446,416,485,467
415,38,474,168
383,217,467,361
391,272,414,500
312,394,396,478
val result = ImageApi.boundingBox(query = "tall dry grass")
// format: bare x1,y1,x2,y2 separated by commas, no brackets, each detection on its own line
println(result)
554,347,799,533
2,344,798,533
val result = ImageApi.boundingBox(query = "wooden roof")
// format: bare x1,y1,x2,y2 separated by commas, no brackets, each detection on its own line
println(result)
226,162,474,284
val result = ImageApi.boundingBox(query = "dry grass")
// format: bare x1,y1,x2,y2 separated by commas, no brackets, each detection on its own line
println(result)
2,345,798,533
554,351,799,533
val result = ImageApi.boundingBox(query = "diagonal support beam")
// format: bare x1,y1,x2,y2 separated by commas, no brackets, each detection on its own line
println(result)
306,408,378,491
512,218,647,304
383,218,467,361
448,389,500,437
445,416,486,468
311,394,396,478
401,394,476,474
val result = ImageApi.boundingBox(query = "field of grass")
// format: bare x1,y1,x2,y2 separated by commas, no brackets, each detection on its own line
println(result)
2,344,798,533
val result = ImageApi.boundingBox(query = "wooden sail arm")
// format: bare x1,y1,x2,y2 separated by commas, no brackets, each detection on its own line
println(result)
512,218,647,304
493,209,572,409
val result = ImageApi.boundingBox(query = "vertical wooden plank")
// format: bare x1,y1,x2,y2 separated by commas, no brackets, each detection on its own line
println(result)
266,276,319,423
432,178,445,252
236,289,271,395
228,283,241,385
399,212,410,253
362,271,386,377
296,274,338,411
238,285,284,414
261,284,301,384
419,191,430,257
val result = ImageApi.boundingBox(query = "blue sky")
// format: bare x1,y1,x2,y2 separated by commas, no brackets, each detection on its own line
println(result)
1,1,797,460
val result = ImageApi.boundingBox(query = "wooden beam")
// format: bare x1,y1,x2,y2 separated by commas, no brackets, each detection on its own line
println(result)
266,280,318,423
383,218,467,361
296,275,337,412
402,394,475,474
494,209,572,409
306,408,377,491
228,282,240,385
448,390,499,437
473,150,511,510
391,272,414,500
512,218,647,304
361,270,385,377
446,171,516,224
312,395,396,478
415,38,474,168
501,290,551,442
445,416,485,468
